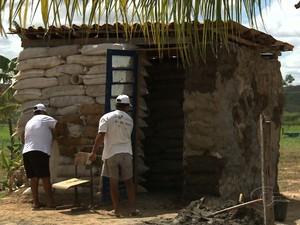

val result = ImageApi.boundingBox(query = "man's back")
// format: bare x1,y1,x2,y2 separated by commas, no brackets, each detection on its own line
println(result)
23,114,57,155
100,110,133,160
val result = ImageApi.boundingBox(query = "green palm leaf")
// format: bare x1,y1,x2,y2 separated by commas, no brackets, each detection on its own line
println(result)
0,0,274,62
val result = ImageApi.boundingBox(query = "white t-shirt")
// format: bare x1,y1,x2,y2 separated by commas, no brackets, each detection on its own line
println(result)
99,110,133,160
22,114,57,156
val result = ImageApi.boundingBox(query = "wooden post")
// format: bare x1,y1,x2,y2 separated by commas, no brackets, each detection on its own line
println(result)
260,115,275,225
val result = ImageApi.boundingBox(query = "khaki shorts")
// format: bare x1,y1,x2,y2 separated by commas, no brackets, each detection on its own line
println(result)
102,153,133,181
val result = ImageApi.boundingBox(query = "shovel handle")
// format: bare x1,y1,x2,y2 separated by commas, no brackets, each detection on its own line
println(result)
208,198,263,217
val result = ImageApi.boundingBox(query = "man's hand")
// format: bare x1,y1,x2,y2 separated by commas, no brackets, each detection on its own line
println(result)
88,152,97,161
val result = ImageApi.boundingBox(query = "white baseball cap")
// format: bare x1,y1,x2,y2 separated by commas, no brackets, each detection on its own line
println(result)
33,103,47,112
116,95,131,105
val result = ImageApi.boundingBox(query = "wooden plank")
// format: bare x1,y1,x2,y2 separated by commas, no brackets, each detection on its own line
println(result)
20,37,180,48
260,115,275,225
52,178,90,190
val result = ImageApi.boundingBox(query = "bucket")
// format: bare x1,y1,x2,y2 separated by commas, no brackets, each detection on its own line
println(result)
274,197,290,221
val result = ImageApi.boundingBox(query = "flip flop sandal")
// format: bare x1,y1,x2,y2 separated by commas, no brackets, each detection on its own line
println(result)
130,209,141,216
107,210,123,218
42,204,57,210
32,203,46,210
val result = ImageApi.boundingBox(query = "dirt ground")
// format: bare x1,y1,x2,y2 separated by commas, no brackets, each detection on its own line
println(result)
0,188,299,225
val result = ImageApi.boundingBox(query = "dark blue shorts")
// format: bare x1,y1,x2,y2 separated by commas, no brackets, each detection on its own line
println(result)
23,151,50,178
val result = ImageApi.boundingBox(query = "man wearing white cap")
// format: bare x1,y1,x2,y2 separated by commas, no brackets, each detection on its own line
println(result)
22,103,65,209
89,94,140,217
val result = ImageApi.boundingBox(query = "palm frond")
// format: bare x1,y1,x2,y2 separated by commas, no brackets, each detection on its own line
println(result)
0,104,20,120
0,0,274,63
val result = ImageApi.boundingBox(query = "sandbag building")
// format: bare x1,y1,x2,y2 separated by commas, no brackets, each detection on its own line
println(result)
11,21,293,201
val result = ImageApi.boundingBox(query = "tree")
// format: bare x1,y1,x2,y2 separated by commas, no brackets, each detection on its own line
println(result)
0,1,274,63
0,55,19,155
283,74,295,86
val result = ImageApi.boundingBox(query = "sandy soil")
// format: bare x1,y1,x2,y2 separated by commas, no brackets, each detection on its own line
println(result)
0,189,299,225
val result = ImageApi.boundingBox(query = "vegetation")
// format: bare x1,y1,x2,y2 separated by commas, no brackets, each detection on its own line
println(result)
283,74,295,87
283,85,300,112
0,55,22,195
279,128,300,193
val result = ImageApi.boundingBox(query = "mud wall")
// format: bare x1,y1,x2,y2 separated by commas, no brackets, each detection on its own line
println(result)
183,45,282,200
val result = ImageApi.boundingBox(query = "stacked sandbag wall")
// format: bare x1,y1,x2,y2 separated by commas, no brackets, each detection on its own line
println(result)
141,59,185,191
13,44,149,191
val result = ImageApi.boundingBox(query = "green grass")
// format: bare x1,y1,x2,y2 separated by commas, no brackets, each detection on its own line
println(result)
278,125,300,193
0,124,11,149
0,124,12,187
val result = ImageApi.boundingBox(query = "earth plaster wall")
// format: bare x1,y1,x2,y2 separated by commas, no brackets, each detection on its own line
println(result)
182,46,282,201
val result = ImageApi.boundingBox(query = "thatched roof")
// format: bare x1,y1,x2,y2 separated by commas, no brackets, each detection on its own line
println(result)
9,20,293,58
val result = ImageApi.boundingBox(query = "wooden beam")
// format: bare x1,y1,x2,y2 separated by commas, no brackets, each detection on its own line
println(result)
260,115,275,225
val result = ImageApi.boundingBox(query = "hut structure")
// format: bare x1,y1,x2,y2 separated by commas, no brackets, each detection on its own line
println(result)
11,21,293,202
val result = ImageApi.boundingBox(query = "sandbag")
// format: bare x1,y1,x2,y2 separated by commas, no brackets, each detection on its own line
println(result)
136,127,145,140
67,123,83,138
139,97,148,111
56,114,82,124
16,56,65,71
80,115,101,126
48,45,81,58
56,105,81,116
57,74,71,85
79,104,105,115
19,100,49,112
66,55,106,66
137,157,149,175
137,184,148,193
139,86,149,96
83,74,106,85
140,66,150,77
138,118,148,128
45,64,86,77
18,45,80,61
18,47,49,61
56,164,93,177
82,125,98,138
14,69,45,80
138,108,149,118
13,89,42,102
95,96,105,104
57,155,74,165
50,96,95,107
85,85,106,97
137,146,145,158
79,43,136,55
41,85,85,99
13,77,59,90
87,64,106,74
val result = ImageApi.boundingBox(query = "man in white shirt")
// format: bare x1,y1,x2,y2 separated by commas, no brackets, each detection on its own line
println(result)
22,103,65,210
89,94,140,217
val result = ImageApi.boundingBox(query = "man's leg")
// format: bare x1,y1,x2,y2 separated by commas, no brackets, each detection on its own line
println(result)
30,177,40,208
124,178,136,209
109,177,120,214
41,177,55,206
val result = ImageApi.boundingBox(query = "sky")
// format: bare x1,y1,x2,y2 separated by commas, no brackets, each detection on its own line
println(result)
0,0,299,84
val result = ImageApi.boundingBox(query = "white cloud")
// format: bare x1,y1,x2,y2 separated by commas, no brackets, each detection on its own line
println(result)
256,0,300,85
0,34,22,59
